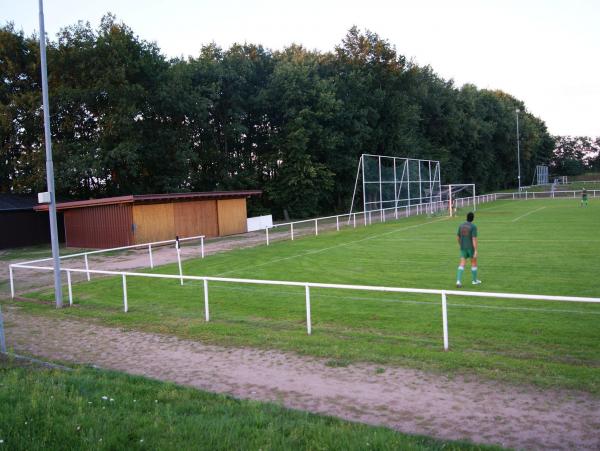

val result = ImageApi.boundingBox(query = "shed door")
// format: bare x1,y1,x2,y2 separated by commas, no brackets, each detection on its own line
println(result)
132,204,175,244
217,198,247,236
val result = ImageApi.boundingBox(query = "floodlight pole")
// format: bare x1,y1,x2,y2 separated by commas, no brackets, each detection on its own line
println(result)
38,0,63,308
516,108,522,191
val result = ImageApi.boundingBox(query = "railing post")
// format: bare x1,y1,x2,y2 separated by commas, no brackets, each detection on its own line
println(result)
305,285,312,335
201,236,205,259
148,244,154,269
315,219,318,236
336,216,339,231
67,270,73,306
441,291,449,351
291,223,294,241
122,274,128,313
266,227,270,246
9,265,14,299
84,254,90,281
203,279,209,322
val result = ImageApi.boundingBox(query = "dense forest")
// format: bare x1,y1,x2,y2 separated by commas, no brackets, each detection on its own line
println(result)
1,15,561,218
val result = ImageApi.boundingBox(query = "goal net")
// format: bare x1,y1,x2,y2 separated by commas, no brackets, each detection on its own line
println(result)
441,184,476,217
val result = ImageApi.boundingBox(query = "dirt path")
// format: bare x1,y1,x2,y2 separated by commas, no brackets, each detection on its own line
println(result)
3,305,599,450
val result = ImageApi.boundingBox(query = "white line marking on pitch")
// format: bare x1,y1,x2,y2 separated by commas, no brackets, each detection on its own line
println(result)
216,216,450,277
511,206,547,222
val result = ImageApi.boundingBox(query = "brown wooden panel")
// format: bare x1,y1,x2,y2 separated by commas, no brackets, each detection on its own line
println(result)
173,200,219,238
64,205,132,248
217,198,247,236
132,203,175,244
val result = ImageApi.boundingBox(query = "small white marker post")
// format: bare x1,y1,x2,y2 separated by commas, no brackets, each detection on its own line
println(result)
200,236,205,259
84,254,90,281
305,285,312,335
336,216,339,231
9,265,15,299
291,223,294,241
265,227,270,246
67,270,73,306
314,219,318,236
203,279,210,322
122,274,128,313
176,238,183,286
148,244,154,269
441,291,449,351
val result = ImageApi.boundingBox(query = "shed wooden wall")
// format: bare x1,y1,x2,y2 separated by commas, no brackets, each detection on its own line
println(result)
65,204,132,248
173,200,219,238
132,203,175,244
217,199,247,236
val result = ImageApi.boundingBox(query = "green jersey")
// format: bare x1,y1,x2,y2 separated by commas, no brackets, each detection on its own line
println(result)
457,221,477,251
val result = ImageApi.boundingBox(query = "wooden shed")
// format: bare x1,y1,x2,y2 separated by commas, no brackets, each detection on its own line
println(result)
35,191,261,249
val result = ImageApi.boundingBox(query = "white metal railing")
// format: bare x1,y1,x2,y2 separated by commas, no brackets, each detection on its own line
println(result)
265,194,497,245
493,189,600,200
14,235,205,282
8,264,600,351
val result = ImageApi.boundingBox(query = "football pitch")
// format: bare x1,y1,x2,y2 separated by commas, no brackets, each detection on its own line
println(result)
24,198,600,392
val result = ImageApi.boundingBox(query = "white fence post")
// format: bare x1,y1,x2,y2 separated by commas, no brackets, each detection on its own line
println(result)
122,274,128,313
84,254,90,281
305,285,312,335
176,242,183,286
9,265,14,299
201,236,205,259
203,279,210,322
441,291,449,351
353,213,356,228
315,219,318,236
148,244,154,269
67,270,73,306
291,223,294,241
266,227,270,246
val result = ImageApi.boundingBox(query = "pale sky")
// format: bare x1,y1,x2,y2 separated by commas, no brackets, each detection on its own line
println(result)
2,0,599,136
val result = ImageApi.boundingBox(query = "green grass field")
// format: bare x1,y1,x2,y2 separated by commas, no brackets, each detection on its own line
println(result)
0,356,492,450
14,198,600,393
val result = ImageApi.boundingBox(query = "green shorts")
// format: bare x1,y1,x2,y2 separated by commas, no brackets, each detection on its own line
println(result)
460,249,475,259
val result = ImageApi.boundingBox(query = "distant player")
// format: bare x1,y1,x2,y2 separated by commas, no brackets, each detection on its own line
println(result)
456,211,481,288
581,188,588,207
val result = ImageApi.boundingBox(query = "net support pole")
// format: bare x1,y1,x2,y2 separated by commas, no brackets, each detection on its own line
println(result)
441,291,449,351
122,274,128,313
305,285,312,335
9,265,14,299
203,279,210,322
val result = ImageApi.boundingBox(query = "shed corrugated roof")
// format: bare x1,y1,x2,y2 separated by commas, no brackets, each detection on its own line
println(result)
35,190,262,211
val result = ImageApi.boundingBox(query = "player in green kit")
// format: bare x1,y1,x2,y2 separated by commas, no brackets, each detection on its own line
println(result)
456,211,481,288
581,188,588,207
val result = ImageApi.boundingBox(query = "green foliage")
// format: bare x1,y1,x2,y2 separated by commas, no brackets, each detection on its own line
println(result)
552,136,600,174
1,18,555,218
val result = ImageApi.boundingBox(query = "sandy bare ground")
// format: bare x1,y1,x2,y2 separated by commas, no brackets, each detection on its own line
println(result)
3,305,599,451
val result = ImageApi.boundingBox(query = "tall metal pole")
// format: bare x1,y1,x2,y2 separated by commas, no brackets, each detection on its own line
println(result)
516,108,522,191
38,0,63,308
